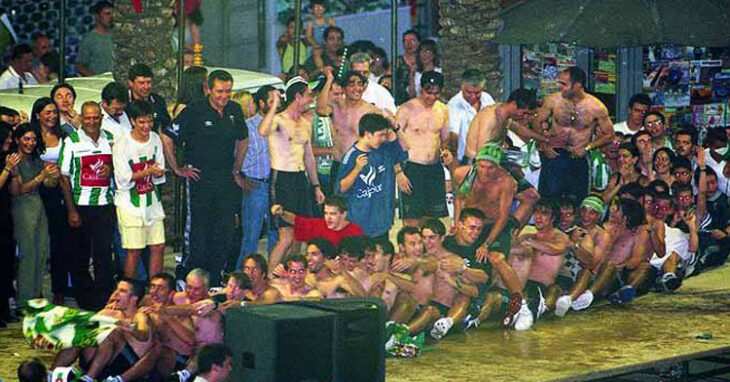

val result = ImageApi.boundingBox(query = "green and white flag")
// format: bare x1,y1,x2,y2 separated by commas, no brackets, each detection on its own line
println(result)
22,299,119,352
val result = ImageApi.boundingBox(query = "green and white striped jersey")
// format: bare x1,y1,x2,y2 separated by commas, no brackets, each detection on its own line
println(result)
112,130,166,223
59,129,114,206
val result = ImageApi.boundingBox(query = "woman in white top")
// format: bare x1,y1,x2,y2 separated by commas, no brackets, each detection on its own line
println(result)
410,39,442,97
30,97,70,306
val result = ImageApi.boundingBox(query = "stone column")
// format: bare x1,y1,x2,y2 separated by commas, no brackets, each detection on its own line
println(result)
113,0,178,100
437,0,503,99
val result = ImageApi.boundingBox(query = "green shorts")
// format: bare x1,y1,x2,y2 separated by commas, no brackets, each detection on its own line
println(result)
555,275,574,292
483,215,519,257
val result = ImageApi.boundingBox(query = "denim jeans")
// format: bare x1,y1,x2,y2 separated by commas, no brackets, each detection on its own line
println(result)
238,178,278,269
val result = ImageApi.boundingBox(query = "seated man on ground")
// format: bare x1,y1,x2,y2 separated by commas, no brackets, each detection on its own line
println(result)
440,208,492,330
241,254,282,304
447,142,533,330
385,227,437,329
141,273,196,378
304,238,338,284
362,238,402,312
309,236,368,298
409,219,481,341
272,254,324,301
555,196,609,317
695,166,730,269
572,199,652,310
516,200,572,321
52,278,153,382
649,183,699,291
271,195,364,247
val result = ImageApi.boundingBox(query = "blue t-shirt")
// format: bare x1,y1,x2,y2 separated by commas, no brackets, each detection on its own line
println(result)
336,140,408,237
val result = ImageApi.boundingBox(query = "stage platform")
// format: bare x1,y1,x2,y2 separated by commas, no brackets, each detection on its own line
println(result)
1,264,728,381
386,264,730,382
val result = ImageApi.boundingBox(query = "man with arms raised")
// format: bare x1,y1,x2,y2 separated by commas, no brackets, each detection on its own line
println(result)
536,67,614,202
271,195,363,248
395,71,450,227
448,142,532,329
261,78,325,272
464,88,547,226
162,70,249,286
317,68,384,182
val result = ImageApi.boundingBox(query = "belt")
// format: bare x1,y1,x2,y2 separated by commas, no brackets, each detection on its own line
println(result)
243,174,268,182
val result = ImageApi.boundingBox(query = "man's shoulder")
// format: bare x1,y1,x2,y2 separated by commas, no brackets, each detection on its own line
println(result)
447,92,463,108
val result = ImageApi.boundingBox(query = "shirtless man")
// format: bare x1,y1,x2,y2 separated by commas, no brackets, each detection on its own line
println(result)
555,196,609,317
572,199,651,310
536,67,614,203
409,219,480,341
447,142,533,329
316,68,383,178
273,254,324,301
305,238,338,283
142,273,197,376
464,88,547,226
260,78,326,272
386,226,437,328
395,71,450,227
167,269,223,382
241,254,282,304
516,200,571,321
362,238,400,311
53,279,154,382
299,236,368,299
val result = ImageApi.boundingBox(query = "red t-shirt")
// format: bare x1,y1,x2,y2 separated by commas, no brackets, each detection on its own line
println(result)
294,216,364,245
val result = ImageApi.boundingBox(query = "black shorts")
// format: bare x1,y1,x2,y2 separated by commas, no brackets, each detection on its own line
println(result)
270,169,316,227
101,343,140,378
399,161,447,220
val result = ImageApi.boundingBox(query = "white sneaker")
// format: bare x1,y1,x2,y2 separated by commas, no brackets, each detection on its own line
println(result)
513,300,534,331
554,295,572,317
571,291,594,311
430,317,454,341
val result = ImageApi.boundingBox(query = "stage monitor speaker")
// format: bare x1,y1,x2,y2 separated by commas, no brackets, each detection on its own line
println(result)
291,298,386,382
224,304,337,382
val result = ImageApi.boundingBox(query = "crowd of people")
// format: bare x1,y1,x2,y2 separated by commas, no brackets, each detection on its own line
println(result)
2,1,730,382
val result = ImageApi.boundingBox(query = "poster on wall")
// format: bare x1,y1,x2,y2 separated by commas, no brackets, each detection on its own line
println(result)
522,43,576,99
593,50,616,94
644,44,730,128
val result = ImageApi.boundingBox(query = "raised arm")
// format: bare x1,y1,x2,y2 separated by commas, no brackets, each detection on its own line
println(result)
258,92,281,137
316,67,335,116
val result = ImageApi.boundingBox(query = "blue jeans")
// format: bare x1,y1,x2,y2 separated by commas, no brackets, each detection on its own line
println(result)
238,178,278,269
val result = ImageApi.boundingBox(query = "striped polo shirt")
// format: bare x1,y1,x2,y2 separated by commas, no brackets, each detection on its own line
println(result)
59,128,114,206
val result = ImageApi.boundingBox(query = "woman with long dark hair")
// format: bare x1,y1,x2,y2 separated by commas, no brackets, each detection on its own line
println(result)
9,123,56,305
172,66,208,118
31,97,70,306
0,123,20,326
410,39,442,97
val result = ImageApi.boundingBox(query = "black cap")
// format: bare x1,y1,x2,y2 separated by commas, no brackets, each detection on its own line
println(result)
420,70,444,89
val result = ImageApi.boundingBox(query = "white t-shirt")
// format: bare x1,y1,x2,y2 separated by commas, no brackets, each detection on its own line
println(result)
101,107,133,145
362,80,396,114
0,66,38,90
613,121,642,136
447,90,495,160
112,130,166,223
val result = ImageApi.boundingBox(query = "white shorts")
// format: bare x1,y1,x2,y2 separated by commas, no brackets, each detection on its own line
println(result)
117,207,165,249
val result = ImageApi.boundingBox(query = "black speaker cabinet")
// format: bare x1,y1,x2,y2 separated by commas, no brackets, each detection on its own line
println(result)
291,298,386,382
224,304,337,382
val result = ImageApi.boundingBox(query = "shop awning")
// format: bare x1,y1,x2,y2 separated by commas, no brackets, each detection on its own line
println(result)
494,0,730,48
